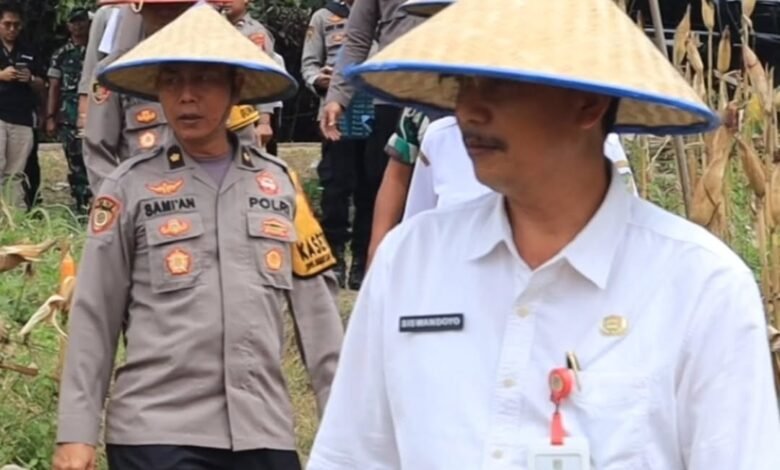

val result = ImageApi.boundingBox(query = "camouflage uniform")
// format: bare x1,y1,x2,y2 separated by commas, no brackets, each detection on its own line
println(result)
48,40,91,208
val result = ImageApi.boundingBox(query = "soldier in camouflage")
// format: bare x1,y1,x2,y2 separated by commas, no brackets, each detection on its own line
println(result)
46,8,92,211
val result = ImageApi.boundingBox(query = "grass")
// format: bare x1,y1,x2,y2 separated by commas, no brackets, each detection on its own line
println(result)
0,138,762,468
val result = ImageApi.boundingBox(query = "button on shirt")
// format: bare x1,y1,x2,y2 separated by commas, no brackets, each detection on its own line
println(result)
308,168,780,469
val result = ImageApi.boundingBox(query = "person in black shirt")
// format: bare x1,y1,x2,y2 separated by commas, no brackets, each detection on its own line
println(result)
0,1,43,206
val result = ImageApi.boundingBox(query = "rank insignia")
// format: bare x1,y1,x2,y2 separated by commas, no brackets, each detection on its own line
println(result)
146,178,184,196
91,80,110,105
262,217,291,239
165,248,193,276
135,108,157,124
256,170,279,195
159,218,192,237
139,130,157,150
242,150,255,168
264,248,283,272
306,26,314,40
90,196,121,234
167,146,185,170
600,315,629,336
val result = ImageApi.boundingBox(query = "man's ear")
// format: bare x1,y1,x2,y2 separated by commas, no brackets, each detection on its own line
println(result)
231,71,245,105
576,92,612,131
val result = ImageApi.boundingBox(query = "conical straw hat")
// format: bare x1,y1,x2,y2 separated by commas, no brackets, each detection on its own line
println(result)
349,0,718,135
98,4,297,104
401,0,453,17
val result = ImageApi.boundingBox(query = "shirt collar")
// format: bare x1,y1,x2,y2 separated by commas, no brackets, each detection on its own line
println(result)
466,165,632,289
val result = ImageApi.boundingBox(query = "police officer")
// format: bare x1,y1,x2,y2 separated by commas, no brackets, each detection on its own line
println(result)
82,0,277,193
46,7,92,212
53,6,342,470
302,0,373,288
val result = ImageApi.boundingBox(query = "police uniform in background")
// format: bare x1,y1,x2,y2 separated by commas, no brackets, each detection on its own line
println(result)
82,0,277,193
302,0,371,288
77,4,120,132
56,6,342,469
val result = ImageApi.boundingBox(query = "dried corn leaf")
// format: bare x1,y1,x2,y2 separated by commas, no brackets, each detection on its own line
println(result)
691,105,739,228
770,326,780,352
771,164,780,227
693,72,707,100
736,136,767,197
0,239,57,273
687,37,705,74
717,28,732,73
673,6,692,67
744,44,772,113
702,0,715,32
18,294,68,338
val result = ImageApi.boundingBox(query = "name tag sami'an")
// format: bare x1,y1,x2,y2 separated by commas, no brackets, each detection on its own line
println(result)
399,314,464,333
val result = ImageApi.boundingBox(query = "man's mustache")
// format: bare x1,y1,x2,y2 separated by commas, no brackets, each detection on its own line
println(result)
461,130,508,151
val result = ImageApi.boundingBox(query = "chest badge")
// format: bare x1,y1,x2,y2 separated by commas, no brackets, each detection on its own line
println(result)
264,248,284,271
262,217,291,239
138,130,157,150
146,178,184,196
136,108,158,124
600,315,629,337
256,170,280,196
165,248,193,276
159,218,192,237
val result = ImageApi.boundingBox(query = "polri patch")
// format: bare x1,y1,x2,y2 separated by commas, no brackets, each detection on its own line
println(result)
90,196,121,234
399,314,464,333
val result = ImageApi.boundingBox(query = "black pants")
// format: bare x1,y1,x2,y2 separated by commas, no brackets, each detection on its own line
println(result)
318,137,367,257
318,104,401,262
106,444,301,470
22,130,40,210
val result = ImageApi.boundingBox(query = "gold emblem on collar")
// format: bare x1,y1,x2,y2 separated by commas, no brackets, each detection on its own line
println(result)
600,315,628,336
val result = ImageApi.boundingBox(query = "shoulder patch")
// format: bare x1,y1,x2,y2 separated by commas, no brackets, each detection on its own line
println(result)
91,80,111,104
90,196,122,234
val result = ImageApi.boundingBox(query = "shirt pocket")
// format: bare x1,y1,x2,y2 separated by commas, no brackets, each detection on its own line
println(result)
569,371,651,469
124,102,167,155
145,214,205,294
246,211,295,290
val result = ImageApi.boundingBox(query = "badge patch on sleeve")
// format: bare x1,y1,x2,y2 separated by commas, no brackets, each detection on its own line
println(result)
399,314,465,333
91,81,111,104
90,196,121,234
165,248,193,276
146,178,184,196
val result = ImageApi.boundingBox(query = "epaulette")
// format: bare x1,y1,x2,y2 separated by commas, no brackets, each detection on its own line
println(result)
108,146,165,180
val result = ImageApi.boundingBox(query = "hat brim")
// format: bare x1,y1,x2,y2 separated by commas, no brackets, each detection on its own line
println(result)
100,58,298,105
401,1,453,17
347,62,720,136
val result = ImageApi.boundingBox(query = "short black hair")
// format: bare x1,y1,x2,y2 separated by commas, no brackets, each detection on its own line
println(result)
0,1,22,21
602,98,620,135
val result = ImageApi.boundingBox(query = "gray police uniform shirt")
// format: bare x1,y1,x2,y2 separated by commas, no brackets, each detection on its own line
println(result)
301,6,348,121
326,0,423,108
56,136,344,450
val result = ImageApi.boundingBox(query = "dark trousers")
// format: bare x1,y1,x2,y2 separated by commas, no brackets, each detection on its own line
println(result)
60,125,92,210
22,130,40,210
318,138,366,258
318,104,401,263
106,444,301,470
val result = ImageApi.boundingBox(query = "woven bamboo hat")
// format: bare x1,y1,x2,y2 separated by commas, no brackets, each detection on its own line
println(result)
350,0,718,135
401,0,453,17
98,4,297,104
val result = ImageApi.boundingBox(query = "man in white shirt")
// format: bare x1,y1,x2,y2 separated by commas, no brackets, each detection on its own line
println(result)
307,0,780,469
403,116,637,220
